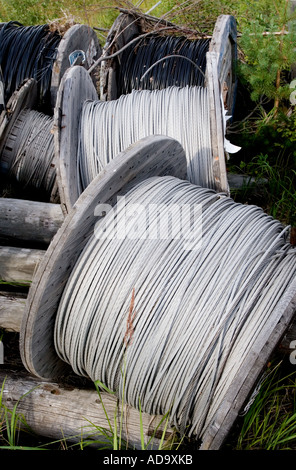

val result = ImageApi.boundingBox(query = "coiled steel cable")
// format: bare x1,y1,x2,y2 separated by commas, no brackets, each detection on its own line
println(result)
116,35,210,95
54,175,296,439
2,108,56,194
78,86,213,192
0,21,61,111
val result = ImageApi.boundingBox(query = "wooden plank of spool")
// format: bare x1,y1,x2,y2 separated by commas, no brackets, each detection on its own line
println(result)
0,79,59,203
50,24,102,111
0,197,63,245
0,246,45,284
20,135,187,380
204,15,237,195
54,65,98,214
0,370,174,450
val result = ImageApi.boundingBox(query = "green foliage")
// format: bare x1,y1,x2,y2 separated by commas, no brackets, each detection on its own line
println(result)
0,377,37,448
236,363,296,450
0,0,122,27
239,23,296,105
0,0,68,24
238,152,296,226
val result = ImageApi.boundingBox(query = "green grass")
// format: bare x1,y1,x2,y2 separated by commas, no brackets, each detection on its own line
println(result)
0,377,42,449
230,152,296,227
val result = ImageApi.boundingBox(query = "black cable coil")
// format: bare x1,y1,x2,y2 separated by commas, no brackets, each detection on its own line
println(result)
0,21,62,112
116,34,210,95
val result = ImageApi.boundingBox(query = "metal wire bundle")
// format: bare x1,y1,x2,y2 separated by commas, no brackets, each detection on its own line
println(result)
54,175,296,440
0,21,61,111
78,86,213,192
116,34,210,95
4,109,56,194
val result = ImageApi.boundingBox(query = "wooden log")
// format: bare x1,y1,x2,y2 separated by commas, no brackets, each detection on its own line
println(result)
0,292,26,332
0,198,63,244
0,246,45,284
0,370,174,449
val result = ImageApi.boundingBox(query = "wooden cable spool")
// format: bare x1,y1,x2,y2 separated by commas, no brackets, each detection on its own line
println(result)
18,134,296,449
0,23,102,203
20,134,187,380
0,79,60,203
54,62,230,217
0,136,186,450
99,13,237,195
0,22,101,113
1,15,295,451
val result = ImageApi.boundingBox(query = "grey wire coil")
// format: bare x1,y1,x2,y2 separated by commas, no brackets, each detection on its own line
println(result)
54,175,296,440
77,86,214,193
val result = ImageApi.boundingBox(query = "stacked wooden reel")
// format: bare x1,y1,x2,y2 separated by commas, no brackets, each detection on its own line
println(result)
0,12,295,451
100,12,238,196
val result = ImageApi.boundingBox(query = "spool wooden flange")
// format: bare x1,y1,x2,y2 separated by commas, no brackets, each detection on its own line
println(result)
0,79,59,203
54,65,98,214
50,24,102,110
20,134,187,380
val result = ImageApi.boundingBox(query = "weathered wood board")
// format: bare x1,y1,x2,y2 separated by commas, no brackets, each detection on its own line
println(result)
0,370,174,450
0,246,45,284
0,198,63,244
0,292,26,332
99,12,141,101
208,14,237,116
